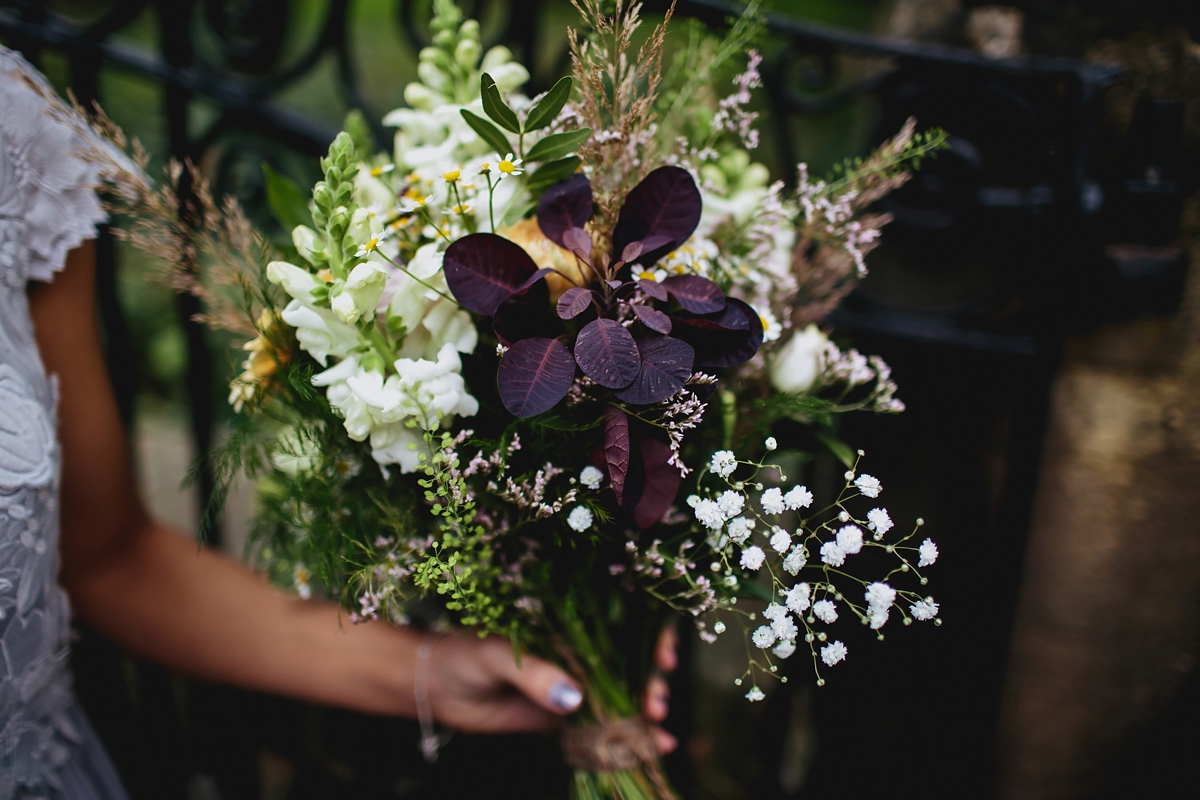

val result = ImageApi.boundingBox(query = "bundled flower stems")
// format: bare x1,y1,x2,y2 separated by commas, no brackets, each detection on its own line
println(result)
82,0,948,796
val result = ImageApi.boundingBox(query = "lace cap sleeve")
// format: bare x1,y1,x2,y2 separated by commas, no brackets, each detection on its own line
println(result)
0,46,119,287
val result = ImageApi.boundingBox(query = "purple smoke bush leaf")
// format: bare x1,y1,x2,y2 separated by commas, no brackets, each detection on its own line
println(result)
671,297,764,368
573,319,641,388
602,407,631,505
661,275,726,314
497,337,577,417
611,166,702,265
613,333,694,405
632,304,672,334
632,438,683,529
556,287,594,320
536,174,593,248
444,233,539,316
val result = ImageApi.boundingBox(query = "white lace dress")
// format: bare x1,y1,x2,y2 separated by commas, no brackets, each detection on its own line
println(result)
0,47,131,799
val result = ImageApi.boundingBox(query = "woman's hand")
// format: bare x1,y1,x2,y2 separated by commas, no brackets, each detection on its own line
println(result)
428,631,678,753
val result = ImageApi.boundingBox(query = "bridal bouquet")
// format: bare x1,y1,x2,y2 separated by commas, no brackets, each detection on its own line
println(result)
86,0,946,796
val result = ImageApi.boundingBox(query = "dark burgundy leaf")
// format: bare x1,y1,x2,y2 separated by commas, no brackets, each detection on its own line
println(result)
632,438,683,529
497,337,576,417
613,333,695,405
443,233,539,316
606,279,624,289
671,297,764,368
493,275,560,344
602,407,631,505
621,241,644,263
562,227,593,263
633,304,672,334
662,275,726,314
556,287,594,320
537,174,593,247
638,279,669,302
611,166,702,265
574,319,641,388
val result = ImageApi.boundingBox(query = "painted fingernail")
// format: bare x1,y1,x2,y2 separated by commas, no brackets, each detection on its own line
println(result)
549,681,583,712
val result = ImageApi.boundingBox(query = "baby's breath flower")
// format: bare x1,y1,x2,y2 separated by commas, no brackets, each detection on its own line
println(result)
854,473,882,498
695,499,725,530
771,614,798,642
740,545,766,571
710,450,737,478
745,686,766,702
919,537,939,567
784,485,813,510
762,603,787,621
813,599,838,624
579,466,604,490
773,640,796,659
727,516,752,544
785,582,811,614
713,621,727,634
717,490,745,518
566,506,594,532
821,640,848,666
769,529,792,553
911,598,940,621
867,507,894,539
760,487,785,515
820,541,846,566
752,626,776,648
835,525,863,555
783,546,807,575
764,436,778,451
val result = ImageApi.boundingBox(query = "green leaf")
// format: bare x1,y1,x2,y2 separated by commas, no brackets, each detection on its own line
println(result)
526,155,581,192
480,73,520,134
262,164,311,232
460,109,513,157
525,128,592,163
814,430,856,469
524,76,573,132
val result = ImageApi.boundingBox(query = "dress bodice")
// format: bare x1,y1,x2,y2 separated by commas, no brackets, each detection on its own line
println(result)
0,46,123,799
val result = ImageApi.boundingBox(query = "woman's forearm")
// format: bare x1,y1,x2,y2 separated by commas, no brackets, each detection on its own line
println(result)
66,518,421,717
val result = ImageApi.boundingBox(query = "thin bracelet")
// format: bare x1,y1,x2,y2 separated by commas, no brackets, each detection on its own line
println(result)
414,633,451,762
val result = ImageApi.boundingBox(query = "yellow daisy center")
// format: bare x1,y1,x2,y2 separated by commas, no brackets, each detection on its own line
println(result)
498,160,516,174
443,169,461,182
638,270,658,281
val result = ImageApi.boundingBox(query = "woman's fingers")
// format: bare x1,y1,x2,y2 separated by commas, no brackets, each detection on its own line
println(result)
642,674,670,722
654,624,678,673
485,638,584,715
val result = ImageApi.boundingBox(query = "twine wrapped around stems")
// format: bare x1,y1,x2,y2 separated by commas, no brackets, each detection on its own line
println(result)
562,718,659,771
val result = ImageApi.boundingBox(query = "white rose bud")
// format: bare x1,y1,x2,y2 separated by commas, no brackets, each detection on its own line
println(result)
770,324,829,395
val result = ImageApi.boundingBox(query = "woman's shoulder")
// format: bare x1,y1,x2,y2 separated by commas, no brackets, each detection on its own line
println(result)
0,46,112,287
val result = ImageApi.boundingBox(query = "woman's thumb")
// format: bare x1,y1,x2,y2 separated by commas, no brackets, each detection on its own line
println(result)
493,646,583,715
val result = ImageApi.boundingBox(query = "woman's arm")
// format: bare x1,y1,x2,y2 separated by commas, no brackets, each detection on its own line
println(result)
30,241,582,732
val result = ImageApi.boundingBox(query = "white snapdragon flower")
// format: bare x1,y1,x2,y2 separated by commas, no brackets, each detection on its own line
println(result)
280,301,359,366
567,506,594,532
820,541,846,566
783,546,807,575
760,487,785,515
695,499,725,530
727,517,753,544
919,538,939,567
784,485,813,510
752,626,776,648
717,490,745,518
769,529,792,553
911,598,940,621
740,545,766,571
854,473,882,498
821,640,847,666
812,599,838,624
338,259,390,324
835,525,864,555
710,450,737,478
772,640,796,659
579,466,604,490
785,582,811,614
867,508,893,539
770,324,828,394
292,225,325,262
268,260,321,302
